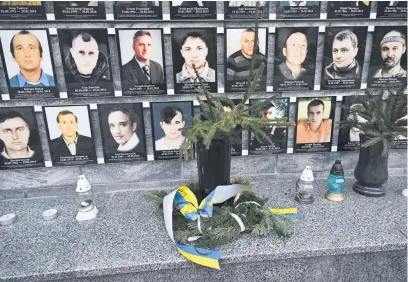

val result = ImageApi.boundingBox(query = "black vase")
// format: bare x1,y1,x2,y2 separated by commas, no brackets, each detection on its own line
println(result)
196,135,232,195
353,134,391,197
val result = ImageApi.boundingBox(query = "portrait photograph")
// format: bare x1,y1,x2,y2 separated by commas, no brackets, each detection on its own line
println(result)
321,27,368,90
0,107,44,170
367,26,407,89
274,27,318,91
57,28,114,98
224,1,269,19
43,105,97,167
117,28,166,96
225,28,268,93
276,1,320,19
171,28,217,94
338,95,367,151
151,101,193,160
113,1,162,20
294,96,336,153
98,103,147,163
377,1,407,18
248,98,289,155
0,1,45,20
327,1,371,19
0,29,58,99
170,1,217,19
53,1,106,20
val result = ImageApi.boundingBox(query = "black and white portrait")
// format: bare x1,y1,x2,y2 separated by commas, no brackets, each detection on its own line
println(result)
170,1,216,19
274,27,318,91
249,98,289,155
57,29,114,98
114,1,162,19
368,26,407,88
151,101,193,160
0,107,44,169
171,28,217,94
277,1,320,19
98,103,147,163
225,28,268,93
117,29,166,96
377,1,407,18
0,29,58,99
53,1,106,20
327,1,371,19
0,1,45,20
43,105,97,166
224,1,269,19
322,27,367,90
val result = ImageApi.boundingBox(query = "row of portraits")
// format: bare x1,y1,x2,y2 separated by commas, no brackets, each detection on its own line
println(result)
0,1,406,20
0,26,406,100
0,97,405,170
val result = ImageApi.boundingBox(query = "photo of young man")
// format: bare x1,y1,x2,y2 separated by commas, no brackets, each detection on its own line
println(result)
98,103,147,163
274,27,318,91
171,28,217,94
0,107,44,169
53,1,106,20
58,29,114,98
117,29,166,95
322,27,367,90
0,29,58,99
368,26,407,88
249,99,289,155
151,101,193,160
295,97,336,153
44,105,97,166
225,28,267,92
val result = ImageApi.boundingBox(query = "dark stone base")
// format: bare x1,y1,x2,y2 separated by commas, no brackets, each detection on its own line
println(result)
295,195,314,204
353,181,385,197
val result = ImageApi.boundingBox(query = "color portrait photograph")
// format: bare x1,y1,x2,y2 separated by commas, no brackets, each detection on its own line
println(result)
43,105,97,166
117,28,166,95
0,29,58,99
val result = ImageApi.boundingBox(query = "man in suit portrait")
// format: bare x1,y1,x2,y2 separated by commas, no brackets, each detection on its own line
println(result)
50,110,94,158
121,30,164,86
9,30,55,88
107,107,144,153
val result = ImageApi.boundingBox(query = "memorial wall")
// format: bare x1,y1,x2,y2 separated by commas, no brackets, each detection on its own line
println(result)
0,1,406,190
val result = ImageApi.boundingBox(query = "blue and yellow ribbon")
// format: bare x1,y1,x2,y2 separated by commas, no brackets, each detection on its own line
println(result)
163,184,250,270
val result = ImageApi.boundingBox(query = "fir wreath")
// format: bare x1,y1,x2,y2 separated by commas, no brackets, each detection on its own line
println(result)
145,178,294,249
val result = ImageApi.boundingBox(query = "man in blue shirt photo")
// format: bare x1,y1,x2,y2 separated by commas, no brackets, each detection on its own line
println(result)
8,30,55,88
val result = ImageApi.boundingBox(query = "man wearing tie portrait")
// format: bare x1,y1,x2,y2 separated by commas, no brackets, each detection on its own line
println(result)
121,30,164,86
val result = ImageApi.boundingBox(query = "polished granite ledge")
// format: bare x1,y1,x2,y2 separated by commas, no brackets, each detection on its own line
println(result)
0,176,406,282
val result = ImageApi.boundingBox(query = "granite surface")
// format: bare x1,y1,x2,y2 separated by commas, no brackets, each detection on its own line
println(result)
0,176,406,281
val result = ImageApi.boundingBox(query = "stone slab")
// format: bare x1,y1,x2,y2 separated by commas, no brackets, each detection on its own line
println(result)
0,176,405,281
